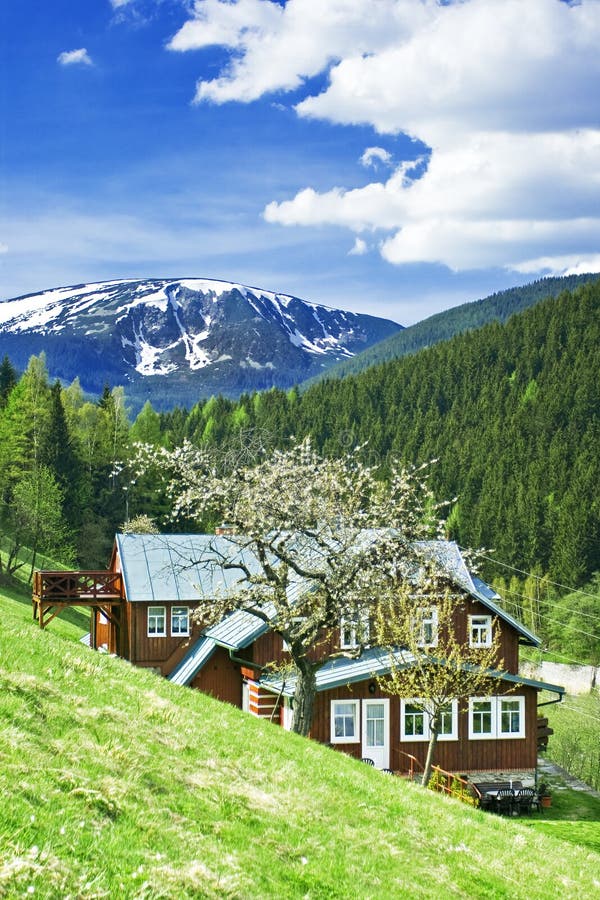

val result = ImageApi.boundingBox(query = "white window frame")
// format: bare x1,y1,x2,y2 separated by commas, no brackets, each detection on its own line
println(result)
147,605,166,637
330,699,360,744
340,612,370,650
498,696,525,738
400,698,458,742
415,606,439,648
282,617,306,652
171,605,190,636
468,696,525,740
469,614,492,648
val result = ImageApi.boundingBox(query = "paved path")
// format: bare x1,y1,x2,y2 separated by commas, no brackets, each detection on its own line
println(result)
537,756,600,798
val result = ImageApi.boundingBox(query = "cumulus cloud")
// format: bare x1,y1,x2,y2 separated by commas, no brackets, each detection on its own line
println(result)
360,147,393,169
348,237,368,256
57,48,93,67
171,0,600,274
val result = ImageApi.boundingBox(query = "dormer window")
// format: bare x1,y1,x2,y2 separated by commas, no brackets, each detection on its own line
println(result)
416,606,438,648
469,614,492,648
340,613,370,650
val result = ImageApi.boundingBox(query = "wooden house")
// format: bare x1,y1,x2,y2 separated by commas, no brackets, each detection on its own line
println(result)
33,533,564,778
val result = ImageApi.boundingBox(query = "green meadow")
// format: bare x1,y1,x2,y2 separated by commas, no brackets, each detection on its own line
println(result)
1,585,599,899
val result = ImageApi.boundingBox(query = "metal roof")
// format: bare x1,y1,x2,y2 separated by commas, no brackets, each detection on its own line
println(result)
168,637,217,686
204,603,274,649
115,533,263,603
260,650,564,699
115,533,540,652
260,647,416,697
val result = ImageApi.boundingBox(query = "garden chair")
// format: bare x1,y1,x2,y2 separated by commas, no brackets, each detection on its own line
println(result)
495,788,515,816
515,788,536,815
361,757,375,766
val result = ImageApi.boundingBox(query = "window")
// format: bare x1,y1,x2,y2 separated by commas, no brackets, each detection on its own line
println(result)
340,613,370,650
282,617,306,652
415,606,438,648
470,698,494,737
400,699,458,742
147,606,166,637
330,699,360,743
499,697,525,737
468,696,525,739
171,606,190,636
402,701,427,739
469,615,492,648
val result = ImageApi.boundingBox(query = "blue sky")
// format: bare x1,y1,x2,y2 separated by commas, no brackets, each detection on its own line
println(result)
1,0,599,324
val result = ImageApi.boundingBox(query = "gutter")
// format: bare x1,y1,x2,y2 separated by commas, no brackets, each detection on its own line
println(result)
537,693,564,708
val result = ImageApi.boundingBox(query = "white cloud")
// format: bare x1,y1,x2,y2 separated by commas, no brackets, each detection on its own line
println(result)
348,237,367,256
360,147,392,169
169,0,600,275
168,0,419,103
57,48,93,67
0,242,8,254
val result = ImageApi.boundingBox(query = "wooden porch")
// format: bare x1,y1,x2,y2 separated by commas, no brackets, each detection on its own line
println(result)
32,571,124,649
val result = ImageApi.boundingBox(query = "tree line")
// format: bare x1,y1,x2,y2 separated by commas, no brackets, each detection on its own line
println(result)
1,280,598,662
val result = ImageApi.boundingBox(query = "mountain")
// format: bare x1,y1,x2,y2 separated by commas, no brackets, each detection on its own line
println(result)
304,273,600,386
0,278,402,409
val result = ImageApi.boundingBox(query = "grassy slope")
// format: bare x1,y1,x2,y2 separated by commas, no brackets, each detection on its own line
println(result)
1,593,599,899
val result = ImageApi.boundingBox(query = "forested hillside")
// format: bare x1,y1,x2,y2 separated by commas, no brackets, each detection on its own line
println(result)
306,273,599,384
1,281,598,662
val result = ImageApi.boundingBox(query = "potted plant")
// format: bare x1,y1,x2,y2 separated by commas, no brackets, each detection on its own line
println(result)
538,783,552,808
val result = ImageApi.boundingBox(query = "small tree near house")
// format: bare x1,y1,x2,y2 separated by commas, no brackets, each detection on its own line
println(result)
134,437,449,738
374,582,505,786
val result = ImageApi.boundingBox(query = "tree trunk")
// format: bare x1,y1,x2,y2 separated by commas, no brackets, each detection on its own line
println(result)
291,658,317,737
421,718,440,787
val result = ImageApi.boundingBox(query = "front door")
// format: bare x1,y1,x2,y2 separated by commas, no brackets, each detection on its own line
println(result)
362,699,390,769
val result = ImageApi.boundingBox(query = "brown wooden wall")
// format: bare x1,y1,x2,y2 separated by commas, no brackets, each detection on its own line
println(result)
247,596,520,674
309,681,539,774
191,646,242,707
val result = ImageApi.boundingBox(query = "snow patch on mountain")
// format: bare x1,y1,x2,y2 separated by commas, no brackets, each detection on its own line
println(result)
0,277,402,406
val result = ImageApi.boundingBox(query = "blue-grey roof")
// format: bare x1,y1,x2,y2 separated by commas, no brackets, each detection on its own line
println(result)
260,647,416,697
168,637,217,686
115,533,262,603
204,604,274,649
116,533,540,661
260,650,564,699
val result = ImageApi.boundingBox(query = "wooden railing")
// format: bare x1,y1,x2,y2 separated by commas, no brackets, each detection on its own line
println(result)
397,751,425,780
428,766,480,806
33,571,123,602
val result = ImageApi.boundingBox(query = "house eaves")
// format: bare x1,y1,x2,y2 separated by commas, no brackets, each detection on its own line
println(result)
260,647,416,697
168,637,217,686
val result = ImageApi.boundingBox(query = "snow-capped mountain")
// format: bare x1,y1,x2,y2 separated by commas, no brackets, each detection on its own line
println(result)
0,278,402,409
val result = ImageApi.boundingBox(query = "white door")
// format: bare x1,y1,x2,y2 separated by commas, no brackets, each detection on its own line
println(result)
362,699,390,769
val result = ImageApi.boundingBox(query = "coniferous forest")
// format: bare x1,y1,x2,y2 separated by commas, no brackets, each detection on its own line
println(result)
1,280,599,662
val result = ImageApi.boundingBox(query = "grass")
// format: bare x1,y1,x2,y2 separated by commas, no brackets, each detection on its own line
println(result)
543,692,600,791
0,577,88,642
1,592,600,899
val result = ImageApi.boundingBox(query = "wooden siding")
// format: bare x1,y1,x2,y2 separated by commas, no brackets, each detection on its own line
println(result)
246,680,282,721
309,681,539,774
248,596,520,673
191,646,242,707
126,603,201,670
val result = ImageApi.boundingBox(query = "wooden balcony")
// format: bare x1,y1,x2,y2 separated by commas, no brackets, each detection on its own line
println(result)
32,570,123,630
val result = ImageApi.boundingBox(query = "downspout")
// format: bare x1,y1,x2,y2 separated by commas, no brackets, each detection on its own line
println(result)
535,691,564,790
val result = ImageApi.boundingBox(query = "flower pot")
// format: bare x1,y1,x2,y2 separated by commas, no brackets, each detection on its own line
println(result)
540,795,552,808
